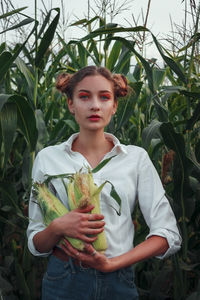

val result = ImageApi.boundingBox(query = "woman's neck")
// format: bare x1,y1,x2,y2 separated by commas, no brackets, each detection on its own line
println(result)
72,130,113,168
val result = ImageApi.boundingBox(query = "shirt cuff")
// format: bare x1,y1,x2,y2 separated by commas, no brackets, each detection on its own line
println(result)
146,228,182,259
28,231,52,257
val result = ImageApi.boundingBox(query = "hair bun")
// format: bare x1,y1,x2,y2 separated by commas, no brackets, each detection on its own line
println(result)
113,74,129,98
56,73,72,94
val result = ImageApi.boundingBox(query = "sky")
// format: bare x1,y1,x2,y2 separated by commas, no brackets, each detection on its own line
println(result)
2,0,193,62
13,0,186,35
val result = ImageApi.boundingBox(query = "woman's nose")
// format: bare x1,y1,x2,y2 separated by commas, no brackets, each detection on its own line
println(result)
90,96,100,111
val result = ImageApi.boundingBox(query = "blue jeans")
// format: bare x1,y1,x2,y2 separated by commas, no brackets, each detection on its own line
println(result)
42,255,139,300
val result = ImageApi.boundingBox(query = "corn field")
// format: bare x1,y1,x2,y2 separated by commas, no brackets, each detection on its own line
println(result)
0,0,200,299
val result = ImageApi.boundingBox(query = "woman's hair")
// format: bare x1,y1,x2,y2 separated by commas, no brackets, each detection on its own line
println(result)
56,66,130,101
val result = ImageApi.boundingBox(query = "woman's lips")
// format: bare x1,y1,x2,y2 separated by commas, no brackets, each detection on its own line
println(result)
88,115,101,121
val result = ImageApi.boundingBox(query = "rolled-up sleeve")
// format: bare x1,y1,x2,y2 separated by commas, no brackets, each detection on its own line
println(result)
27,152,52,257
137,151,182,258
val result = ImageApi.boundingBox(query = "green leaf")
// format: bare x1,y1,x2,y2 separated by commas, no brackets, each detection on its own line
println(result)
152,95,168,122
92,156,116,173
70,16,100,27
160,122,186,168
106,40,122,71
68,40,100,66
186,100,200,130
142,120,162,150
15,57,34,101
159,122,190,258
43,173,73,185
153,68,166,90
0,22,37,82
15,57,34,88
0,18,34,34
35,8,60,68
113,45,132,73
0,51,12,78
70,18,89,26
92,179,121,215
22,146,32,189
77,42,87,67
0,102,17,171
151,34,187,84
115,81,143,132
48,119,69,144
108,182,121,216
0,7,28,19
0,215,20,228
78,25,148,42
92,181,107,197
14,258,31,300
0,93,12,112
107,36,168,121
63,119,77,132
161,85,186,94
0,181,19,211
88,39,101,64
10,95,38,151
180,90,200,99
35,109,48,151
57,35,81,69
37,9,52,38
107,37,155,93
0,42,6,54
133,63,142,81
195,140,200,163
179,32,200,52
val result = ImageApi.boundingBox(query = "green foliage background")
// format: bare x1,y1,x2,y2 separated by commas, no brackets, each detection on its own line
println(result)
0,2,200,299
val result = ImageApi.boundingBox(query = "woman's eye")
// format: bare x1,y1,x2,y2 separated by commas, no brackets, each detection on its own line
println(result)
79,93,89,99
100,93,111,100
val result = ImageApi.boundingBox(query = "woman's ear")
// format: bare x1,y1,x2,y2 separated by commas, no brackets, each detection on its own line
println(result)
112,101,118,115
67,98,74,114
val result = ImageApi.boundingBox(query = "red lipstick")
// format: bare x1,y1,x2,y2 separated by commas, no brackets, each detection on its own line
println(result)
88,114,101,121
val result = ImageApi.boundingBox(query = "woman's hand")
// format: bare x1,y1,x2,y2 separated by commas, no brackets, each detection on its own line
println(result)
52,205,105,243
61,239,113,273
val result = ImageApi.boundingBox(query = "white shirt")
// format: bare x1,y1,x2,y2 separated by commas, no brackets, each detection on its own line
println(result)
27,133,182,258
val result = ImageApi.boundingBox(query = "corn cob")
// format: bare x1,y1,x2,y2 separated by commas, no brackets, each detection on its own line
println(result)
35,183,85,251
34,157,121,254
67,169,107,253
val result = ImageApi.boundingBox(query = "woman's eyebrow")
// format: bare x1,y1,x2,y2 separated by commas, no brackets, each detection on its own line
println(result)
100,90,112,93
78,89,90,93
78,89,112,93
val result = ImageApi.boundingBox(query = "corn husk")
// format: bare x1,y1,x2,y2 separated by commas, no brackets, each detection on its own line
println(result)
34,183,85,251
34,156,122,253
67,169,108,253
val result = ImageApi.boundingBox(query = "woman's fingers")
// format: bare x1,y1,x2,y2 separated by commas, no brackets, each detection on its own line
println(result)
61,240,110,272
87,213,105,221
81,227,104,236
87,220,105,228
58,210,105,241
62,239,96,261
75,205,94,213
61,240,80,258
83,243,96,254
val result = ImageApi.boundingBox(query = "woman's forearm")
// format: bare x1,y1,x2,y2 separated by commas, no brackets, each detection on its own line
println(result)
33,220,61,253
109,235,169,272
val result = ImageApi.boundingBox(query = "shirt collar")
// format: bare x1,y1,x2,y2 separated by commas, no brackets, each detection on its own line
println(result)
64,132,127,155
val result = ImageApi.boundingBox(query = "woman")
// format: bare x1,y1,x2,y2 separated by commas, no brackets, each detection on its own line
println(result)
27,66,182,300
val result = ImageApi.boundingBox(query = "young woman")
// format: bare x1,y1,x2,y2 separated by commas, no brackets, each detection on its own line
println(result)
27,66,182,300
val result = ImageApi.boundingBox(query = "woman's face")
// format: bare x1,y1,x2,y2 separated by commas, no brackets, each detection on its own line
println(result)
67,75,117,132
